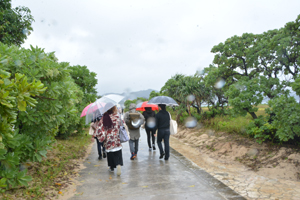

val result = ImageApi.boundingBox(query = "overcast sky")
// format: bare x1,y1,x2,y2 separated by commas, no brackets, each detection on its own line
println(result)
11,0,300,95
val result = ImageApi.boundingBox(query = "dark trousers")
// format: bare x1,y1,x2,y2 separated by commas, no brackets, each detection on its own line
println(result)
157,128,170,160
145,128,156,148
95,137,105,156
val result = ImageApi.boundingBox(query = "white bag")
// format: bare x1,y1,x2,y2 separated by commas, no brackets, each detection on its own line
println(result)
168,112,178,135
89,123,95,135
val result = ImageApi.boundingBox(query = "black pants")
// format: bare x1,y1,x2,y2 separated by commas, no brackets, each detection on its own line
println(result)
95,137,105,156
145,128,156,148
157,128,170,160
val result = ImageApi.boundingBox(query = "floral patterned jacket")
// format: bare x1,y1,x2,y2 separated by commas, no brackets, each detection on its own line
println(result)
93,113,125,151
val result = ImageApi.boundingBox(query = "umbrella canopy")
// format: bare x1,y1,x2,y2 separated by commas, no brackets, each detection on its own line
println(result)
80,103,94,117
136,101,159,111
148,96,179,106
85,94,125,124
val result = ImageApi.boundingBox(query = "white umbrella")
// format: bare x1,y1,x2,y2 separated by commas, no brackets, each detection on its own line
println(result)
85,94,125,124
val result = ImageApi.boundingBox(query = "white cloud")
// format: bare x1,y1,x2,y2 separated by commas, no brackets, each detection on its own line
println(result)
11,0,300,95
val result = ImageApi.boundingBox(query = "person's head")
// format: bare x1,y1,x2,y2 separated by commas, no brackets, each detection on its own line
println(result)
129,103,136,112
103,102,115,114
102,104,116,130
145,107,152,111
158,104,166,110
107,105,117,114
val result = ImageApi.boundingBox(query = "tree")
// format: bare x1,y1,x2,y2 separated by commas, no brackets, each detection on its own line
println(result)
149,90,161,100
0,43,83,189
68,65,98,135
0,0,34,46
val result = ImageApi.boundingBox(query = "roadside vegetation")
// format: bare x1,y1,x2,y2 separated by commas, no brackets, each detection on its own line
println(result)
1,133,91,200
146,14,300,147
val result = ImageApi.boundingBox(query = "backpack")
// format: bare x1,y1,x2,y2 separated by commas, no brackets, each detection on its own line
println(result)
126,113,142,130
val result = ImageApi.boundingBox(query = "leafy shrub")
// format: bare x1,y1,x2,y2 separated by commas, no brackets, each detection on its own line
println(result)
0,43,84,191
246,116,277,144
267,95,300,143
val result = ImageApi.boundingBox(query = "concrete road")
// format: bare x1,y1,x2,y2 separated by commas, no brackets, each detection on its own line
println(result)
69,128,245,200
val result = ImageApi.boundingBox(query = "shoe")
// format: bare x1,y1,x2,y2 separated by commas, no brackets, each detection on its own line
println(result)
149,148,152,151
132,153,137,159
117,165,121,176
152,146,156,150
98,155,102,160
159,153,165,159
103,152,106,158
109,168,114,172
130,153,135,160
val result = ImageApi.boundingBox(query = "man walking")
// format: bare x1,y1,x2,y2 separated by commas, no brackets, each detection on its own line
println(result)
124,103,144,160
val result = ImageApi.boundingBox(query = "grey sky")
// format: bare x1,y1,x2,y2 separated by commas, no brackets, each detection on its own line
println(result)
11,0,300,95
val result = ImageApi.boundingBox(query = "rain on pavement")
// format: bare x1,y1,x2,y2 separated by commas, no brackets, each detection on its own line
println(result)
69,128,245,200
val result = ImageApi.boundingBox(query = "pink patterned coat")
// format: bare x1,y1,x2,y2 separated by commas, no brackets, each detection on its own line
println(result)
93,113,124,151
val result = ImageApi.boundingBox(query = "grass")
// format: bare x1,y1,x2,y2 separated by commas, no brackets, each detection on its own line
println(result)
2,132,91,200
206,115,252,135
169,104,269,135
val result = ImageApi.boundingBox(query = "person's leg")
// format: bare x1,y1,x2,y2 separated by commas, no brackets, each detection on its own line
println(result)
157,130,165,158
129,139,135,160
101,142,106,158
164,130,170,160
151,129,156,150
134,139,139,155
116,150,123,176
145,129,152,149
95,137,102,159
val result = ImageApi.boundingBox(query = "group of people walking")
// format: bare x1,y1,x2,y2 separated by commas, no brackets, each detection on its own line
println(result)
91,103,171,176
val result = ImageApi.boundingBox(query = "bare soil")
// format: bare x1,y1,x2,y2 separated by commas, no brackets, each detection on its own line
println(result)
170,126,300,199
171,126,300,181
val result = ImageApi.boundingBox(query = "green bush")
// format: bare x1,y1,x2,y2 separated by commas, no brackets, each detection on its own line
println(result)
246,116,277,144
0,43,84,191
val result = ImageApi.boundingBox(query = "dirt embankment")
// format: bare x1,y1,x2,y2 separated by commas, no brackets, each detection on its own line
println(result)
170,126,300,200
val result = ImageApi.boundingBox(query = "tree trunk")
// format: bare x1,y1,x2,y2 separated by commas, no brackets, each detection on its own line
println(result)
249,111,257,119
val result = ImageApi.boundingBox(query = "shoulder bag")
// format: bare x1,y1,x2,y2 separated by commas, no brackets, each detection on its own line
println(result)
89,122,96,135
119,115,129,143
168,112,178,135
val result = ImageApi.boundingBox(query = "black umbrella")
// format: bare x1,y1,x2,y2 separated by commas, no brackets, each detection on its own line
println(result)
148,96,179,106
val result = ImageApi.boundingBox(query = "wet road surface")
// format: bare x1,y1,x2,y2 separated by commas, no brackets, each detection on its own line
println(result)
69,128,245,200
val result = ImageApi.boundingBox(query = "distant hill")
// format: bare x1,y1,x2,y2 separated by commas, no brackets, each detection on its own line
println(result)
102,89,158,100
123,89,158,100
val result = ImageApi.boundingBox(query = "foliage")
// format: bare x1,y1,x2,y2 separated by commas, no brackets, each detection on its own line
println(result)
246,116,277,144
64,65,98,138
156,15,300,145
2,133,91,199
148,90,162,100
266,95,300,142
0,70,45,192
0,43,83,191
0,0,34,46
225,78,263,119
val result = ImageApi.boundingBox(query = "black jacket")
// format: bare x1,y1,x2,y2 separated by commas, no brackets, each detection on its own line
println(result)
155,110,170,130
142,109,156,129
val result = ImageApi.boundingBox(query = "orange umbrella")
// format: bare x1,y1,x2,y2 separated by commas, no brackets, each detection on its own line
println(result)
136,101,159,111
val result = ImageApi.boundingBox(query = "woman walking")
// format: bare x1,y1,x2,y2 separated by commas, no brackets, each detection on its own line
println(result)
155,104,170,161
94,103,124,175
142,107,156,151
